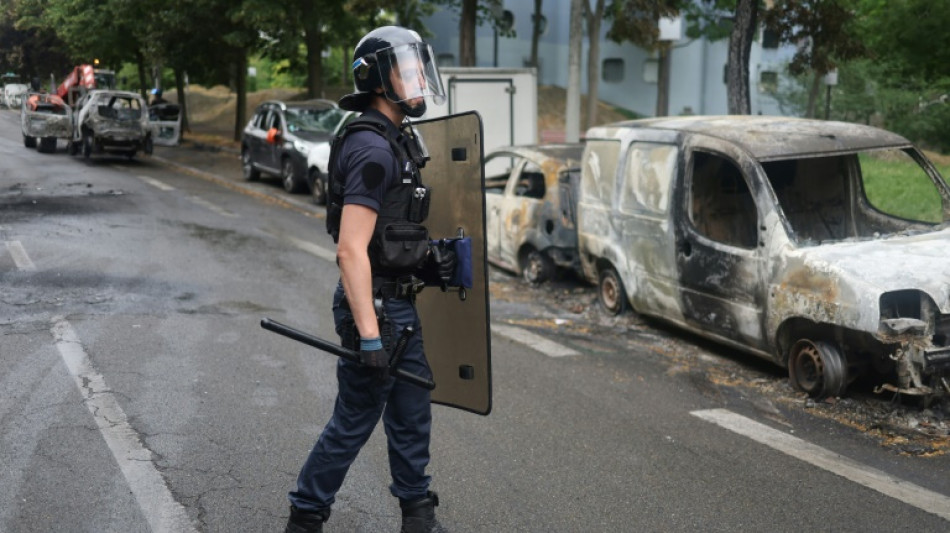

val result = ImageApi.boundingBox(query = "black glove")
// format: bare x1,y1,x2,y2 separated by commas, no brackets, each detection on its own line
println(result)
359,347,388,369
431,245,457,284
358,337,389,369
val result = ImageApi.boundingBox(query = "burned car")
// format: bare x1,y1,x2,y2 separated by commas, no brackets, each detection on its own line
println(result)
20,91,73,153
578,116,950,401
485,143,584,283
71,89,152,160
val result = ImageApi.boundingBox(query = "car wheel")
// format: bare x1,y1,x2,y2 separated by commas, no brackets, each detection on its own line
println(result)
143,136,153,156
242,148,260,181
68,140,79,156
788,339,848,400
82,132,93,159
310,169,328,205
521,248,553,284
38,137,56,153
23,135,36,148
598,265,627,316
282,157,303,193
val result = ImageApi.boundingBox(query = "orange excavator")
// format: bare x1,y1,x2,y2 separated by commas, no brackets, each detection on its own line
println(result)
56,64,116,106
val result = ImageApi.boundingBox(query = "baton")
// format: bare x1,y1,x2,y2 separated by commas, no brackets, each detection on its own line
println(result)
260,318,436,390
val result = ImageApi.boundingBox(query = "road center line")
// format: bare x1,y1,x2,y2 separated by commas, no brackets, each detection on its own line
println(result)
187,195,236,217
283,234,337,263
492,323,579,357
691,408,950,521
136,174,176,191
51,318,197,533
5,240,36,271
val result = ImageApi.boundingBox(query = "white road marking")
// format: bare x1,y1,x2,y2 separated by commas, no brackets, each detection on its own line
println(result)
284,234,337,263
51,318,197,533
187,195,236,217
691,408,950,521
5,240,36,271
491,323,579,357
136,174,175,191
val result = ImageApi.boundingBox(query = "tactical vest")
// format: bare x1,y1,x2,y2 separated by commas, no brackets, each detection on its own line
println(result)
326,114,431,277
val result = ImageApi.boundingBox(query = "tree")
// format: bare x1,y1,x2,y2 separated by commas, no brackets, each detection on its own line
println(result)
762,0,865,118
584,0,605,129
726,0,757,114
528,0,544,70
566,0,583,142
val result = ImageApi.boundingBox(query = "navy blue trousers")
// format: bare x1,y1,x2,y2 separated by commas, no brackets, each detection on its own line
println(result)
288,283,433,512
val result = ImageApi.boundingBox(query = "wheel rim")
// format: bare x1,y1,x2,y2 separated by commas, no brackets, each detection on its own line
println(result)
242,151,253,178
311,173,326,204
600,269,622,313
282,160,295,191
789,340,847,399
523,251,541,283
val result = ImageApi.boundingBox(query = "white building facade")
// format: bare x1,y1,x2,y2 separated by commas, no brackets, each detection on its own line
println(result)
422,1,797,118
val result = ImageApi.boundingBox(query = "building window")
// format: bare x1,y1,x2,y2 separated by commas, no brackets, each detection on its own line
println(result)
643,59,658,84
762,28,780,49
759,71,778,93
603,58,624,83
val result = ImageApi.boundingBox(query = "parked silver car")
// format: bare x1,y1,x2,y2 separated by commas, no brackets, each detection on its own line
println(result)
485,144,584,283
578,116,950,401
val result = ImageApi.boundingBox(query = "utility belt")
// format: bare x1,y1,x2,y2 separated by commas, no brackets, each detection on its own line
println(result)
373,275,425,300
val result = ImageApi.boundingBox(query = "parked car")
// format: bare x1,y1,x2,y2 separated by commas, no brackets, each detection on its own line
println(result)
20,91,73,153
305,107,356,205
242,99,354,195
71,89,152,160
578,116,950,401
485,143,584,283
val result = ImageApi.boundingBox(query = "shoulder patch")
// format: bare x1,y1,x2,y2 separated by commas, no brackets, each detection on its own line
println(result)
361,161,386,190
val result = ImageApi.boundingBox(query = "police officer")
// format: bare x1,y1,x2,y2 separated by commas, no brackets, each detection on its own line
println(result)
285,26,452,533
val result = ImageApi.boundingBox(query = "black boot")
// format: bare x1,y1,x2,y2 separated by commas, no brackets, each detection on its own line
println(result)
399,491,448,533
285,505,330,533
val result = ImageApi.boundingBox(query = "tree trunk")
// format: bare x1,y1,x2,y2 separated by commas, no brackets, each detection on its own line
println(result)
584,0,604,130
136,52,148,100
656,43,671,116
726,0,758,114
806,72,821,118
234,50,247,143
305,28,325,98
529,0,543,69
566,0,584,142
175,68,188,135
459,0,477,66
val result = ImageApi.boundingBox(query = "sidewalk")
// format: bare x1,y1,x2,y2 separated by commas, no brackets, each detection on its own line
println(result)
150,136,324,217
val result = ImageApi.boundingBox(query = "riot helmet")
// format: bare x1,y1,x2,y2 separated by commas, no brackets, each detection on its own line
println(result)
339,26,445,118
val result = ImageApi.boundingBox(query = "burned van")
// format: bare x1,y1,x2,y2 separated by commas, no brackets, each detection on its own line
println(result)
578,116,950,401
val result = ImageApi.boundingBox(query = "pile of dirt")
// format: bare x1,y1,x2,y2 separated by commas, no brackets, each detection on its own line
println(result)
172,83,634,146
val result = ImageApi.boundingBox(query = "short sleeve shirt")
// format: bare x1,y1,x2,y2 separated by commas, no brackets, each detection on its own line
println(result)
335,109,402,212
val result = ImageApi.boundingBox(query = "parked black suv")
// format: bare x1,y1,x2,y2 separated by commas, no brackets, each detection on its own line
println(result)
241,99,348,193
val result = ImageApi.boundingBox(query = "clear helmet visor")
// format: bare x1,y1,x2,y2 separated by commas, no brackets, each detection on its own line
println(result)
373,42,446,108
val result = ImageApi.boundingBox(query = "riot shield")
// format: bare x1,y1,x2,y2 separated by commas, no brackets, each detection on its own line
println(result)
413,111,492,415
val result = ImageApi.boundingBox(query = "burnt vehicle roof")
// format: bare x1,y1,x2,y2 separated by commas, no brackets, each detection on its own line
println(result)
598,116,912,161
491,143,585,166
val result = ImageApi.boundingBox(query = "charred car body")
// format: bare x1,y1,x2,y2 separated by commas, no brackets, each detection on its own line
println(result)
485,144,584,283
578,116,950,401
71,90,152,160
20,91,73,153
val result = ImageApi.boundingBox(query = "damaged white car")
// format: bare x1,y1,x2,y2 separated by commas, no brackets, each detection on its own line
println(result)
578,116,950,401
71,90,152,160
20,91,73,153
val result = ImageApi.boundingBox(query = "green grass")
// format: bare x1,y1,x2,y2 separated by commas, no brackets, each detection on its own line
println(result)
860,152,949,223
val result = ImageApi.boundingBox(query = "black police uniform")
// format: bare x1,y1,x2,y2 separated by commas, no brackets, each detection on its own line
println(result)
288,109,435,513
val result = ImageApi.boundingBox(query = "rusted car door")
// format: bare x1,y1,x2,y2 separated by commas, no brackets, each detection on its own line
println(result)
673,142,769,350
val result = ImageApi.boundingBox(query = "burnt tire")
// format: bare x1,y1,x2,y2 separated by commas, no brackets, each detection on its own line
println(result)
282,157,304,193
23,135,36,148
310,169,327,205
788,339,848,400
68,140,79,156
598,265,627,316
521,248,553,284
242,148,260,181
38,137,56,153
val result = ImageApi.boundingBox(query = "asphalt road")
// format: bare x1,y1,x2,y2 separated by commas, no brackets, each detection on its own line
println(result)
1,111,949,532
